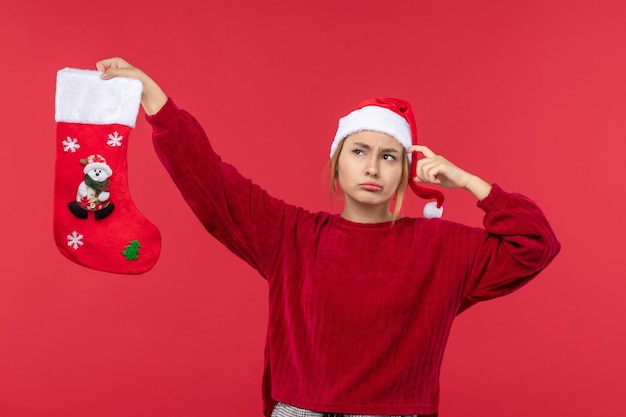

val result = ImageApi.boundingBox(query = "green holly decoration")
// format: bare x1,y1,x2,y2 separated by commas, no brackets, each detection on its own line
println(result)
122,240,141,260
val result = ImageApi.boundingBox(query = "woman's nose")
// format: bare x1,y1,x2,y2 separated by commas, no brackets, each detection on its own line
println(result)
365,158,378,176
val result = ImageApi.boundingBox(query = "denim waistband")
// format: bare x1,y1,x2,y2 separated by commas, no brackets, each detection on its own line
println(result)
271,402,426,417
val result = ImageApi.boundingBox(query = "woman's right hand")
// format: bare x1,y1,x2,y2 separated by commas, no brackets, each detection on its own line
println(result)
96,57,168,115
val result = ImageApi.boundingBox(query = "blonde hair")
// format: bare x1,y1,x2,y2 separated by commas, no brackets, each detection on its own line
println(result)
328,139,409,222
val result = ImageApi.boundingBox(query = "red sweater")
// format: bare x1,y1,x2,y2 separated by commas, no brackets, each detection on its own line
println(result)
147,99,560,416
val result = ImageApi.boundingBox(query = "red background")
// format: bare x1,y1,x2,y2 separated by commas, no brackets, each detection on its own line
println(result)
1,1,624,416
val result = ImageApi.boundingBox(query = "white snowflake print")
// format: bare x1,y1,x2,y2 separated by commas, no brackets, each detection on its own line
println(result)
67,231,84,250
62,137,80,153
107,131,123,147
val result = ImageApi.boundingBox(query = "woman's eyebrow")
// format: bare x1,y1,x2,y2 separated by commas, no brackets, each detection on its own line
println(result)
380,148,400,153
353,142,400,153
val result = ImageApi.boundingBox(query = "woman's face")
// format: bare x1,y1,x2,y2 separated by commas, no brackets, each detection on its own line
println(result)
337,131,404,214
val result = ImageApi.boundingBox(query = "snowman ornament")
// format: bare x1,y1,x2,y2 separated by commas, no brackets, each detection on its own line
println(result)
68,154,115,220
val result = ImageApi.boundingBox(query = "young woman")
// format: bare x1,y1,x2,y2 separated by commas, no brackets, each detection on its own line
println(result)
96,57,560,417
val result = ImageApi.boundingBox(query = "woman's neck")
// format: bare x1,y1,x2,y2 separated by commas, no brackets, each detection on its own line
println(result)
340,201,394,224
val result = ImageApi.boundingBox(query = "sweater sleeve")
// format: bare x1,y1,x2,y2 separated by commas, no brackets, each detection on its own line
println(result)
459,184,561,312
146,98,288,278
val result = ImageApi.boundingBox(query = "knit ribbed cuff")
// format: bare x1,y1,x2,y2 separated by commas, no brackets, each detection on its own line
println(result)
144,97,180,133
476,183,508,212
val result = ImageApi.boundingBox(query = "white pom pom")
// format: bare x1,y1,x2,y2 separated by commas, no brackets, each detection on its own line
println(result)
423,201,443,219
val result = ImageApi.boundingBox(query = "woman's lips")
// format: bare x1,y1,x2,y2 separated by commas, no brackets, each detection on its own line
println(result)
360,182,382,191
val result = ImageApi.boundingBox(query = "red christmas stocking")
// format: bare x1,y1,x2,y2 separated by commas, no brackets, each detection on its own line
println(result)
54,68,161,274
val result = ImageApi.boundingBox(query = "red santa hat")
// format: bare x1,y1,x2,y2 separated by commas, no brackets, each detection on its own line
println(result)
330,97,445,218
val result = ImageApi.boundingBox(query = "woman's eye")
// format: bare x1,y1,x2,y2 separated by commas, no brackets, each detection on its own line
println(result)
353,149,364,156
383,154,396,161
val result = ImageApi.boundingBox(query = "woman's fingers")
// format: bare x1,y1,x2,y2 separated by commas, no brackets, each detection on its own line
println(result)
408,145,440,183
414,158,444,184
95,57,140,79
407,145,436,158
413,153,469,188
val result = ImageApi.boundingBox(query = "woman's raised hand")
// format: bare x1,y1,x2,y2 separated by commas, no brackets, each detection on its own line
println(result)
96,57,167,115
97,57,143,80
408,145,492,201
